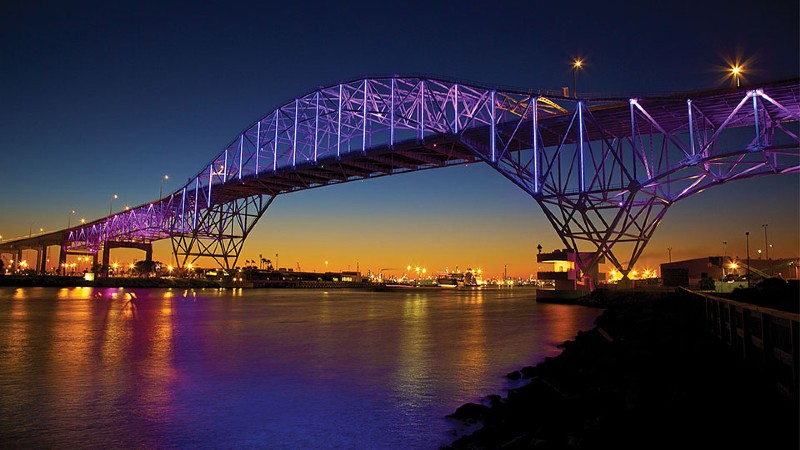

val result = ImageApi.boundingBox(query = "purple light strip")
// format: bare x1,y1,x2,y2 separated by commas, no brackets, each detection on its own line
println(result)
490,90,496,162
533,96,539,193
337,84,342,159
193,178,199,229
255,120,260,174
390,79,395,147
454,84,459,134
207,165,213,208
687,99,696,156
273,112,278,172
238,135,243,180
292,99,298,168
578,101,585,191
314,91,319,163
752,92,761,148
417,80,424,141
362,80,367,155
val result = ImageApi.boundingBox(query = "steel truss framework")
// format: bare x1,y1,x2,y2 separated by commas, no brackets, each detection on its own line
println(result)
62,77,799,276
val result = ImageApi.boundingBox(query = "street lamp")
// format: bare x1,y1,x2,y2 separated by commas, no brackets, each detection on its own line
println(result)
745,231,751,288
730,64,743,87
109,194,118,215
159,174,169,199
722,241,728,276
571,58,584,98
68,210,76,228
762,224,769,260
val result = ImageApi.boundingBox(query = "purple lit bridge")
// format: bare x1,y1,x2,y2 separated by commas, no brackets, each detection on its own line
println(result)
2,77,799,280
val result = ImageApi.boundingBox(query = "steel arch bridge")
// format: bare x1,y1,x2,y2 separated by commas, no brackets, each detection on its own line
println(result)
57,76,800,279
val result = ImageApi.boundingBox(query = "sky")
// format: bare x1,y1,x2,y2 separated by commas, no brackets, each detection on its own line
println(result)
0,0,798,278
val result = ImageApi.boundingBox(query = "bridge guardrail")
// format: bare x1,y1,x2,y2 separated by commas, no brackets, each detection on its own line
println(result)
680,287,799,400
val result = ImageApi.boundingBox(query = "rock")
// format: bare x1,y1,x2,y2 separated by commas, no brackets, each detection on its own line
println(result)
447,402,490,424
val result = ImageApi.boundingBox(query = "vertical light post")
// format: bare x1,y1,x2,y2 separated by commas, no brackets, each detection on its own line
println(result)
667,247,673,263
159,174,169,199
730,65,743,87
762,224,769,260
722,241,728,276
571,59,583,98
745,231,751,288
109,194,118,215
67,210,76,228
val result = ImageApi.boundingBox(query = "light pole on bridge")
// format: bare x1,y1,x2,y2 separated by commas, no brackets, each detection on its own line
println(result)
730,65,743,87
762,224,769,260
571,58,584,98
67,210,76,229
159,174,169,199
109,194,118,215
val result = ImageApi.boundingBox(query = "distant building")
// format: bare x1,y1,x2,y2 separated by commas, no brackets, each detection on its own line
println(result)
537,249,605,298
661,256,799,287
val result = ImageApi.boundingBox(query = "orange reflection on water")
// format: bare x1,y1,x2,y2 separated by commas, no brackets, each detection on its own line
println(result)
55,287,96,300
454,291,488,393
395,294,431,408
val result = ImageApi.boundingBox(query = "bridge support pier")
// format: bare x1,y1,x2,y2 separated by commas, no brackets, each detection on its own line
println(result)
37,245,47,275
102,241,153,277
58,245,67,275
171,194,274,270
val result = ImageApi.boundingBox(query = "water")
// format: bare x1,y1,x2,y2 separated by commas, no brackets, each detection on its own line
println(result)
0,287,599,449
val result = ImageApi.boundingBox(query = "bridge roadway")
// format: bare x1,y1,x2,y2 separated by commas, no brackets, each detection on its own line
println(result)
1,77,798,276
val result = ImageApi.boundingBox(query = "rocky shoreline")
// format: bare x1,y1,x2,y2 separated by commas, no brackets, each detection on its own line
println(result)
444,289,799,449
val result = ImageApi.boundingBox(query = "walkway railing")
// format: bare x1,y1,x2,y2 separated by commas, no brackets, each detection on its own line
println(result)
681,287,799,400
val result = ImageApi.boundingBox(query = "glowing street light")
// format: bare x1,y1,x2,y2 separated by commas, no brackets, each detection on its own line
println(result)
730,64,743,87
571,58,584,98
159,174,169,199
67,210,76,228
109,194,118,215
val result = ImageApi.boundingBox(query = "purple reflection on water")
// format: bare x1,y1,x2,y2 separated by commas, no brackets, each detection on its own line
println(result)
0,287,598,448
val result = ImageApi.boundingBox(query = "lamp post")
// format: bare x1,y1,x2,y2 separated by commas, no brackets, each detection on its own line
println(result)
667,247,672,263
159,174,169,199
730,65,743,87
762,224,769,260
109,194,118,215
722,241,728,276
67,210,76,228
571,59,583,98
745,231,750,288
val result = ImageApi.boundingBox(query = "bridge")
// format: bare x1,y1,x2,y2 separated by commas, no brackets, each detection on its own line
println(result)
1,76,798,280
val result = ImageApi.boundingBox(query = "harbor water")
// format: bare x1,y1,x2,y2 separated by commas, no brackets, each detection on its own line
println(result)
0,287,599,448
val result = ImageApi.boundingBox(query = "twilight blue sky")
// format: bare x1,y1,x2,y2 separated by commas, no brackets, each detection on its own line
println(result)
1,0,798,276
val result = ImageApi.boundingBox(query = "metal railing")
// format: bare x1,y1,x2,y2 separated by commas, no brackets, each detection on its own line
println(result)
681,287,799,400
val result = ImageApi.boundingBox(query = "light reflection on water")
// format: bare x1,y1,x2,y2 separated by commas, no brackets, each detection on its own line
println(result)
0,287,598,449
